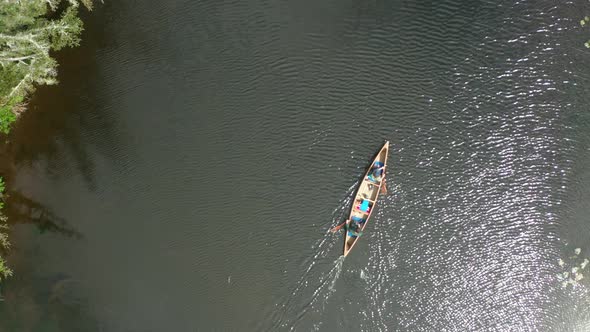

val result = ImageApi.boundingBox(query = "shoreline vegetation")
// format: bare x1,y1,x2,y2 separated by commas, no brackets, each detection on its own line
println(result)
0,177,10,280
0,0,93,282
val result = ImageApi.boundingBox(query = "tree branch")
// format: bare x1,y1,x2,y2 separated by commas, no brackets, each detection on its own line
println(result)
8,73,31,99
0,55,36,63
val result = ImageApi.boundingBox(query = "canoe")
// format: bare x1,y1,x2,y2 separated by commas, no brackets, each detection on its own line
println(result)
343,141,389,257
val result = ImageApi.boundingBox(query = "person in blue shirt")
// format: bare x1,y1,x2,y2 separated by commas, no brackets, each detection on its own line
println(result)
346,220,363,238
368,161,385,182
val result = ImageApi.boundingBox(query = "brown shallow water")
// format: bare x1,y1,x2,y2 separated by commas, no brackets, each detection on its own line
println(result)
1,0,590,331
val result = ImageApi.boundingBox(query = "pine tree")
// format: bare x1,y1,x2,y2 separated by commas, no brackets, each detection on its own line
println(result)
0,0,89,134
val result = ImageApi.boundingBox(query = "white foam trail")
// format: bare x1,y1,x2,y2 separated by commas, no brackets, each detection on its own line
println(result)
288,256,345,331
270,256,345,331
268,181,358,331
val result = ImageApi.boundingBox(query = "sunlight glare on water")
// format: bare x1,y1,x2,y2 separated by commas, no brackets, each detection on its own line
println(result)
2,0,590,331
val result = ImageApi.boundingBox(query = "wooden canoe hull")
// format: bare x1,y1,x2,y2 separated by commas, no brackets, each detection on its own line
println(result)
343,141,389,257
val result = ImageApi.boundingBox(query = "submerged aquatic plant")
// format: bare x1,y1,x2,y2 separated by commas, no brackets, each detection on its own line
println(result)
557,247,588,288
581,16,590,48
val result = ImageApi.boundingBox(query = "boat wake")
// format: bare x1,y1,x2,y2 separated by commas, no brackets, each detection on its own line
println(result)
267,181,358,331
270,256,345,331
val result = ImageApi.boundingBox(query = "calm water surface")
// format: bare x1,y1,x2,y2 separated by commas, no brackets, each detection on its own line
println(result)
1,0,590,331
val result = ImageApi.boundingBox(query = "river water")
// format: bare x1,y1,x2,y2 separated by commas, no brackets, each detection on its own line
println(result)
1,0,590,331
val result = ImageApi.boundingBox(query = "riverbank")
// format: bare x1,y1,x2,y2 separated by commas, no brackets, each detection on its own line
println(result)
0,0,93,282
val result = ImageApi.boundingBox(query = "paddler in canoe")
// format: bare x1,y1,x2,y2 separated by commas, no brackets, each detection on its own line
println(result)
346,216,366,238
330,141,389,256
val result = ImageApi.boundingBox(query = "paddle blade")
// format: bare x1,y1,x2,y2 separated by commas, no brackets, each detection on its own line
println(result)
330,221,346,233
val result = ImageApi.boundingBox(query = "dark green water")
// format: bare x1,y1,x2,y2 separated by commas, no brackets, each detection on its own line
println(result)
2,0,590,331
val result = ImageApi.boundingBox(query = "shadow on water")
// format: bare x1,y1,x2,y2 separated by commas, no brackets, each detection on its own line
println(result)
0,259,99,332
0,9,110,328
0,143,82,241
0,3,120,249
268,181,359,331
3,190,82,240
6,5,116,190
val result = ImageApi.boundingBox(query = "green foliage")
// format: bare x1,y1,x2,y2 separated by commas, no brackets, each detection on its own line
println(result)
0,177,4,210
0,257,12,281
0,1,46,33
0,108,16,135
46,7,84,51
0,177,10,281
0,0,88,134
0,95,21,134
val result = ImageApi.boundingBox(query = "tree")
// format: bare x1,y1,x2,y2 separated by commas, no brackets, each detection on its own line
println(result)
0,0,90,134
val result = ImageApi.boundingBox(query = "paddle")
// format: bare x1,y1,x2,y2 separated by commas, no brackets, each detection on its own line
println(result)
380,177,388,195
330,220,348,233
